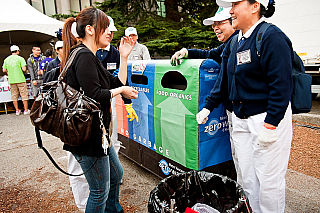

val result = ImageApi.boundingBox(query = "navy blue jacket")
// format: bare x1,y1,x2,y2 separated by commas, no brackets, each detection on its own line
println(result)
97,45,120,74
96,45,131,104
204,22,293,126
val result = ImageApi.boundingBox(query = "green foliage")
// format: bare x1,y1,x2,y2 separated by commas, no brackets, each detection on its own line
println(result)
50,10,78,20
51,0,221,57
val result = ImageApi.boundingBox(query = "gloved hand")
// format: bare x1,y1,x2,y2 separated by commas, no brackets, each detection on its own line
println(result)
170,48,188,66
257,125,277,147
125,103,139,122
196,108,210,124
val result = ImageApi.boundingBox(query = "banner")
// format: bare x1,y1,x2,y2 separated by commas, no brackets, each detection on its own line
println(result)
0,81,33,103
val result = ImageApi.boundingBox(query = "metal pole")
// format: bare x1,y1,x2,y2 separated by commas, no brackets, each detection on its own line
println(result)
9,32,12,44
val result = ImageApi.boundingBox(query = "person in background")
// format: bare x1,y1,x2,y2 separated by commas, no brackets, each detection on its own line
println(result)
62,7,137,213
27,45,45,98
97,16,139,154
43,41,64,83
170,7,241,185
2,45,30,115
197,0,293,212
125,27,151,60
39,49,53,76
46,41,63,73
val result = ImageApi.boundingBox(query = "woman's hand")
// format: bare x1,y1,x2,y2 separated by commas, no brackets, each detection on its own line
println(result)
121,86,138,99
119,36,135,59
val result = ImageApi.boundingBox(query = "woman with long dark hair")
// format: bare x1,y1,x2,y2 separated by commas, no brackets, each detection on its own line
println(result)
61,7,137,212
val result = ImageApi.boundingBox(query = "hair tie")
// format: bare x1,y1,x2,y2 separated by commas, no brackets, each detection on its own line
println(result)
71,21,79,38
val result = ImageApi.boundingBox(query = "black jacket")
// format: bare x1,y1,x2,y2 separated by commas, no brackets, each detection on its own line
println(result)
63,44,124,156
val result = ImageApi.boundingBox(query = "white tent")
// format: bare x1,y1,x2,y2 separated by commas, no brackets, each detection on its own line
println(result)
0,0,65,75
0,0,64,45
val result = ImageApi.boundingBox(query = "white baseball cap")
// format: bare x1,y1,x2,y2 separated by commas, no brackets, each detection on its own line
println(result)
216,0,269,8
107,15,117,32
10,45,20,52
203,7,232,25
125,27,137,36
55,41,63,49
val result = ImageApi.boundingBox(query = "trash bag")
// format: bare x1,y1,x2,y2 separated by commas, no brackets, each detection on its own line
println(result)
148,170,250,213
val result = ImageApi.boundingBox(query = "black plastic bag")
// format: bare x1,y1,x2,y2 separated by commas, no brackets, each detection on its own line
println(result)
148,170,250,213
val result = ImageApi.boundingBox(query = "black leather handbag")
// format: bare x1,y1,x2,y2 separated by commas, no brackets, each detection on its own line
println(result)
30,47,103,176
30,47,101,146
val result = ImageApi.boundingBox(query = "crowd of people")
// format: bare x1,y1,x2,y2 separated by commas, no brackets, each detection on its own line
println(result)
1,0,294,212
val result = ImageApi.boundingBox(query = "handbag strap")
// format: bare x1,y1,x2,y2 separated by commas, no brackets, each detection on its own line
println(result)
35,127,97,176
58,47,84,81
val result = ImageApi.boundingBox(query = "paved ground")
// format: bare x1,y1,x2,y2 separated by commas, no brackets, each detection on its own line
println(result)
0,96,319,212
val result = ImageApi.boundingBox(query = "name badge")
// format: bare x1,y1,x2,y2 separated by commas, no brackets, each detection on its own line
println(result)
132,55,139,60
237,49,251,65
107,63,117,70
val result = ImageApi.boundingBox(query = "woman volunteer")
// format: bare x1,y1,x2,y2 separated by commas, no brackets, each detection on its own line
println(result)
197,0,293,212
61,7,137,212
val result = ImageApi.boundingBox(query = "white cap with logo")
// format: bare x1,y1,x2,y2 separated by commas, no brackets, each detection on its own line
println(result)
125,27,137,37
55,41,63,50
107,15,117,32
10,45,20,52
203,7,232,25
216,0,269,8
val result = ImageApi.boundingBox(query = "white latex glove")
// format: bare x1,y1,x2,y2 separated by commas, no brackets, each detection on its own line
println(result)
257,125,277,147
170,48,188,66
196,108,210,124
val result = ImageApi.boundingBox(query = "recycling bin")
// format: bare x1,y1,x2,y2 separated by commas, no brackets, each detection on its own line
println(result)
117,59,235,179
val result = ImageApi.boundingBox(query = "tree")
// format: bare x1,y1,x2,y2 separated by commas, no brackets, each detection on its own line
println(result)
52,0,221,57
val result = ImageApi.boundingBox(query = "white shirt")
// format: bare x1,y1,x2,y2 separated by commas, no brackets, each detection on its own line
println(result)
238,17,265,41
127,42,151,60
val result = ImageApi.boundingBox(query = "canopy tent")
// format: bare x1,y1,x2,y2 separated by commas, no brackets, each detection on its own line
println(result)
0,0,64,76
0,0,64,45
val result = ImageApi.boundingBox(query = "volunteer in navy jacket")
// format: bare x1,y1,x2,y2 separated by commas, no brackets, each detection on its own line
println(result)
171,7,238,65
197,0,293,212
170,6,242,185
96,15,138,155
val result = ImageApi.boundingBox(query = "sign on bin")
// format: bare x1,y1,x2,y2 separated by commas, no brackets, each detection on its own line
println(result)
117,59,233,177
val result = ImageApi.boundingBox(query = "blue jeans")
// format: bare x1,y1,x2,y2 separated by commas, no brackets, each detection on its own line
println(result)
73,145,124,213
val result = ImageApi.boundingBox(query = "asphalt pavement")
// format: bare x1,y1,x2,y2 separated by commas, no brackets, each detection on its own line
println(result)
0,96,319,212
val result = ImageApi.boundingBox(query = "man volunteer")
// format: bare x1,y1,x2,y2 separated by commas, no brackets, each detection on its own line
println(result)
171,7,238,65
170,7,241,184
97,16,139,154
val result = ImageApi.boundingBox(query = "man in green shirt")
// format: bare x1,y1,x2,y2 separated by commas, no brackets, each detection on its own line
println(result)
2,45,30,115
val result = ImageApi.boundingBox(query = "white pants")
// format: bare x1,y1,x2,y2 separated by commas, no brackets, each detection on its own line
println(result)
226,110,242,186
111,97,120,154
67,98,120,210
232,104,292,213
67,151,89,210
